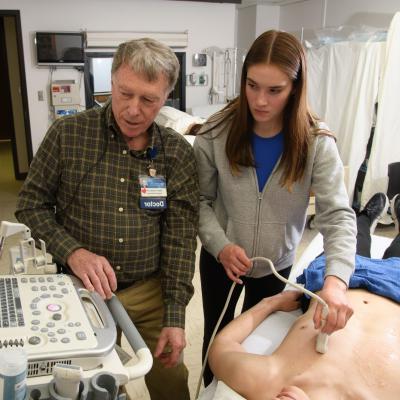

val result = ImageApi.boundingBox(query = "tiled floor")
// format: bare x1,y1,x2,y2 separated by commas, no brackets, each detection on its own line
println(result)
0,140,396,399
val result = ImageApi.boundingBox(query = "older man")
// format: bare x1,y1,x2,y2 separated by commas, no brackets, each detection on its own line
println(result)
16,38,199,400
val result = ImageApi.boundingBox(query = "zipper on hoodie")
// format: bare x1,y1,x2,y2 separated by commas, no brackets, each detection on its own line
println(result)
251,157,282,259
251,168,262,258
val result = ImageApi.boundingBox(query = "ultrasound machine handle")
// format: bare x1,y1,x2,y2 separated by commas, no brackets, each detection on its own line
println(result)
68,276,153,381
72,283,153,384
69,275,117,358
107,295,153,382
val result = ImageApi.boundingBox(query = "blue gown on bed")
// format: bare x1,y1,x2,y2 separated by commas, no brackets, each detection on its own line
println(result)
296,255,400,303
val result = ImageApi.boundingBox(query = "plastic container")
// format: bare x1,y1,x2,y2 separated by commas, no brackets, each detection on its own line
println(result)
0,347,28,400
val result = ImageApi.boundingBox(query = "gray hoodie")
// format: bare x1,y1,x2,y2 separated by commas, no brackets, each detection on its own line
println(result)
194,121,356,284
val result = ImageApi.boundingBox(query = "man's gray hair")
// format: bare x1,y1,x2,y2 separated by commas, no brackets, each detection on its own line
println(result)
111,38,180,93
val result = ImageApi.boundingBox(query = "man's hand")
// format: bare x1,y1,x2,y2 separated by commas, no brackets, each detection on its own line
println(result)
313,275,353,334
154,327,186,368
218,244,252,284
269,290,302,312
67,248,117,299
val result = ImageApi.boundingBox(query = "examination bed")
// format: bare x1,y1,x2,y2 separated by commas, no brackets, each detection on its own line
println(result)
198,232,392,400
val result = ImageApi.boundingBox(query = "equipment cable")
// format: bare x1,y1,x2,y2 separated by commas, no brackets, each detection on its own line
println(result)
195,256,329,399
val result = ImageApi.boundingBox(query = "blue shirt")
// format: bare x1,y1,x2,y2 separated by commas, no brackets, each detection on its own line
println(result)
251,132,284,192
297,255,400,303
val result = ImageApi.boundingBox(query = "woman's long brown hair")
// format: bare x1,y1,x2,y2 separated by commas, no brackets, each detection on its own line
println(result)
206,30,324,190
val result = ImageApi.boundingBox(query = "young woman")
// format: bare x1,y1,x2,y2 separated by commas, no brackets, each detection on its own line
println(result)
193,30,356,386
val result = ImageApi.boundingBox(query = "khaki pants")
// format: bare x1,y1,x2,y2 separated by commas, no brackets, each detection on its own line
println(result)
116,276,190,400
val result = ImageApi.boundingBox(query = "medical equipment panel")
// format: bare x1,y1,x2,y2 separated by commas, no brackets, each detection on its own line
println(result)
0,274,116,378
51,80,81,119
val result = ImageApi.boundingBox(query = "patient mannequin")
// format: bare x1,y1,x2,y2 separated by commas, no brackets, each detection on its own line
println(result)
155,106,204,135
209,192,400,400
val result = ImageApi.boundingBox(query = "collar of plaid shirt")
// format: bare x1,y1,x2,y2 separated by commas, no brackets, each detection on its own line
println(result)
104,99,162,162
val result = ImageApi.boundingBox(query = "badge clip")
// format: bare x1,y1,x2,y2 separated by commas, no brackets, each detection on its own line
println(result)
147,147,158,177
148,161,157,177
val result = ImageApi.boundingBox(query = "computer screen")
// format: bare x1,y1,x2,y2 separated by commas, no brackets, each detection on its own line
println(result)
35,32,85,66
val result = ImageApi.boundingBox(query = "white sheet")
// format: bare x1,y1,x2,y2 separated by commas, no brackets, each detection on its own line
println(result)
307,41,384,202
155,106,205,136
362,12,400,206
199,233,392,400
306,12,400,206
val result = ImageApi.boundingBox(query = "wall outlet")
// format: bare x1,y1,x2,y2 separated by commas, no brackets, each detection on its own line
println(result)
198,74,207,85
186,73,208,86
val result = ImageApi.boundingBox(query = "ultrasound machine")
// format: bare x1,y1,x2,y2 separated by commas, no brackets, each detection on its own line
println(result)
0,221,153,400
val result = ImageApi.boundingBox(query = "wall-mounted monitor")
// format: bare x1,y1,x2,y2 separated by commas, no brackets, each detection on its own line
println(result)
35,31,85,67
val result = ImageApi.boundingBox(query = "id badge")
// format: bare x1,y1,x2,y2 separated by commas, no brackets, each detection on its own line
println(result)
139,175,167,210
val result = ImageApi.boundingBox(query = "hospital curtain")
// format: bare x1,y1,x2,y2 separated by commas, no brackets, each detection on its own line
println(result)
362,12,400,207
307,41,385,203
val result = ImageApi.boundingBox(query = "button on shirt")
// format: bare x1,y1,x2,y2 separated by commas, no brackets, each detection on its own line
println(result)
16,101,199,328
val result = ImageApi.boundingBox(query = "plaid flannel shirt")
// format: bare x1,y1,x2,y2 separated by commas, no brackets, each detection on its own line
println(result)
16,102,199,328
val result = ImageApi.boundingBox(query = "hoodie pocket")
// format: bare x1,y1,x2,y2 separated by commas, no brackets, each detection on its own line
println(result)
255,221,294,264
225,218,257,258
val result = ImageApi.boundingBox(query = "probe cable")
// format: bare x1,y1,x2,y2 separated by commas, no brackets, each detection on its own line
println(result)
195,256,329,399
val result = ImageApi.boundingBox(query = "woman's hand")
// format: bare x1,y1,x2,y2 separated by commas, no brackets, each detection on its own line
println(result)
314,276,353,334
218,244,252,284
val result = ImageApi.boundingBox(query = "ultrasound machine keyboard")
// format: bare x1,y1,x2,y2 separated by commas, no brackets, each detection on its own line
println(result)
0,274,116,376
0,276,24,330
